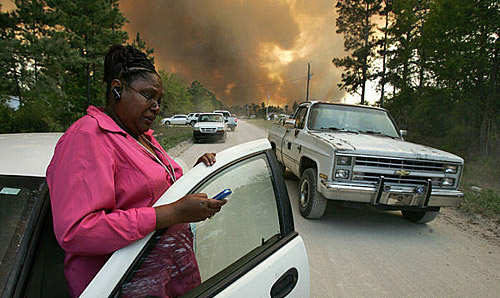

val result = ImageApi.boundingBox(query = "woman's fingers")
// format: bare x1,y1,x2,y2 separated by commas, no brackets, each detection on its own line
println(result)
195,153,217,166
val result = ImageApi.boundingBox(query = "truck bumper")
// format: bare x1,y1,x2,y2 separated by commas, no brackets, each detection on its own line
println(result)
319,178,463,208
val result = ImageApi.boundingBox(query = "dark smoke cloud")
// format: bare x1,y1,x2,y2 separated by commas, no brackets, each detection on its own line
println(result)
121,0,347,106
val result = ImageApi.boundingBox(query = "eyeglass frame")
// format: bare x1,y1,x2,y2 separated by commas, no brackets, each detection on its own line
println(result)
122,82,162,108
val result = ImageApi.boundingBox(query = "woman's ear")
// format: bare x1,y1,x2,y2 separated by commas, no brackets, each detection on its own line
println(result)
111,79,122,101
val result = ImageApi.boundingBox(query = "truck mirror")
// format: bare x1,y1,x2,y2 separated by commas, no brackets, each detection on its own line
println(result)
284,119,296,128
400,129,407,137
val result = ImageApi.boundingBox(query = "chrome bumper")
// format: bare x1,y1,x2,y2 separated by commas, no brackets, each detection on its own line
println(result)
319,177,463,208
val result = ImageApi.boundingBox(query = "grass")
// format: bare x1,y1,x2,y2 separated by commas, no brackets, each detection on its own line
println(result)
457,155,500,221
245,119,275,131
152,124,193,150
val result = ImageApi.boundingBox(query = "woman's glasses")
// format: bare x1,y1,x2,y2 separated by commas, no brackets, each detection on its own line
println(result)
122,82,161,107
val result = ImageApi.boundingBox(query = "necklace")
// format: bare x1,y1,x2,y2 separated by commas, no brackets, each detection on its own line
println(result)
136,135,177,183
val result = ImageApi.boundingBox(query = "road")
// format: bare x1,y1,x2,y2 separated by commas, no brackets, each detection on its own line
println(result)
166,120,500,298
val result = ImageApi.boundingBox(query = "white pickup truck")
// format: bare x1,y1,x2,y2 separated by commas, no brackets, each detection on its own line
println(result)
268,101,464,223
214,110,237,131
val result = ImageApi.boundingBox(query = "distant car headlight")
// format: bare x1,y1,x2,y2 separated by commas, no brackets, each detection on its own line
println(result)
337,156,352,165
335,169,349,179
442,178,455,186
445,165,458,174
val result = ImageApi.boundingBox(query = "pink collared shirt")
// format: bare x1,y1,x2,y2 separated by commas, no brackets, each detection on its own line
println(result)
47,106,183,297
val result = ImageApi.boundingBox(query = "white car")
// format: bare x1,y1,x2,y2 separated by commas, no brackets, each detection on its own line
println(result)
161,114,188,125
187,112,201,126
193,113,227,143
0,133,310,298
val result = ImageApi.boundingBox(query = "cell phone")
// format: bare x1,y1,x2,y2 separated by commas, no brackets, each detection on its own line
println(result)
212,188,232,200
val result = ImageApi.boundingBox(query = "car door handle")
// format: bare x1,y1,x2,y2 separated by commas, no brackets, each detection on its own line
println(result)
297,145,302,153
287,142,292,150
270,267,299,298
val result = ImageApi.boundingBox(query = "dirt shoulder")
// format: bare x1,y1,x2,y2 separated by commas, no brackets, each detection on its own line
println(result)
440,207,500,246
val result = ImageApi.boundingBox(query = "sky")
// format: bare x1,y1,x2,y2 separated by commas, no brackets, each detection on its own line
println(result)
1,0,378,107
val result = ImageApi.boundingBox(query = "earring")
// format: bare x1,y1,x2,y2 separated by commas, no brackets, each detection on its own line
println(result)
112,87,121,100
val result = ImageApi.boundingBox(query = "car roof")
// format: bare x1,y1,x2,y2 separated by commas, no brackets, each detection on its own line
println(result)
0,133,62,177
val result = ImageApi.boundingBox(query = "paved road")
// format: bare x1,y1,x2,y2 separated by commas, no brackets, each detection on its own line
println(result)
167,120,500,298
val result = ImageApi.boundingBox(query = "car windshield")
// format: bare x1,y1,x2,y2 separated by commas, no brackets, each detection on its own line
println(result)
308,104,400,138
0,175,46,294
199,114,223,122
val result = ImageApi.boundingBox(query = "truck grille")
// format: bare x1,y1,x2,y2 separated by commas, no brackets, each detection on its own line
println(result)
355,156,444,173
200,127,217,133
352,156,445,187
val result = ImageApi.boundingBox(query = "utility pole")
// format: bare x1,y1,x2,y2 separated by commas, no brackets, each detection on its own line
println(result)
266,91,270,120
306,63,311,102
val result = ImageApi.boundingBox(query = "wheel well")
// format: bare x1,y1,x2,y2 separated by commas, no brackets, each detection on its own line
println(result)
270,142,276,152
300,156,317,176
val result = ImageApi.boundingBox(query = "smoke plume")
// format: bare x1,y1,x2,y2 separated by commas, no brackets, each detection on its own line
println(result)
120,0,347,107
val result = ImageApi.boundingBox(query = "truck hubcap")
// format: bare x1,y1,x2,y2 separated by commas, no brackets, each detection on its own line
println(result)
300,180,310,207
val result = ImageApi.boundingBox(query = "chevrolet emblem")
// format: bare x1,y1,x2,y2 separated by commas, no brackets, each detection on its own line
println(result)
395,169,411,176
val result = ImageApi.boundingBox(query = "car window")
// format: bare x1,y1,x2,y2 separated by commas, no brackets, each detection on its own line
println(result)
115,153,282,297
0,175,46,295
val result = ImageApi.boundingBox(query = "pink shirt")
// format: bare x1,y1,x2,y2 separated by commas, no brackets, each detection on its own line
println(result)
47,106,183,297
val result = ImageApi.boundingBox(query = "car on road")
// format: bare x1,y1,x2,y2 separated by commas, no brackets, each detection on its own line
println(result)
193,113,227,143
187,113,201,126
0,133,310,298
213,110,237,131
268,101,464,223
161,114,188,125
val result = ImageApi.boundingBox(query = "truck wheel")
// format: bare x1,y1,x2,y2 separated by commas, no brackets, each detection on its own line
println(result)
190,120,196,126
231,127,235,132
165,121,170,126
401,209,439,224
299,168,327,219
193,136,199,143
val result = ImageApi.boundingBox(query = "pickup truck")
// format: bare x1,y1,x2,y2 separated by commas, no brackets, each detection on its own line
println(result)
213,110,237,131
268,101,464,223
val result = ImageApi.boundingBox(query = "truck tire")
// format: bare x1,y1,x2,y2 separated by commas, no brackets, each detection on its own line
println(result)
230,126,235,132
401,209,439,224
299,168,327,219
165,121,170,126
190,120,196,126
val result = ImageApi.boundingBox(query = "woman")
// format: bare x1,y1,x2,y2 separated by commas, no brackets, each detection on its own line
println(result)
46,45,226,297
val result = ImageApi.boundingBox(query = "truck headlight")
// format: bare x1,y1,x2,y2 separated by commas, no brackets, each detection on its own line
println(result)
193,126,200,131
442,178,455,186
335,169,349,179
217,127,225,131
445,165,458,174
337,156,352,165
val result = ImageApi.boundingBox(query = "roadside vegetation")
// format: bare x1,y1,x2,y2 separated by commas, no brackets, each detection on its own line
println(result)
152,124,192,150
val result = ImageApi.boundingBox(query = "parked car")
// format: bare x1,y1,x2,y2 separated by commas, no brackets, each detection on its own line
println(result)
187,113,201,126
268,101,464,223
213,110,237,131
0,133,310,298
193,113,227,143
161,114,188,125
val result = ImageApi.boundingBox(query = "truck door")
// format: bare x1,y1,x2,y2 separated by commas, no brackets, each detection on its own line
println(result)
281,107,307,175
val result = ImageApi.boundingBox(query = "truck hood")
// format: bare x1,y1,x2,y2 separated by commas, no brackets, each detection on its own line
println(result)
312,131,463,163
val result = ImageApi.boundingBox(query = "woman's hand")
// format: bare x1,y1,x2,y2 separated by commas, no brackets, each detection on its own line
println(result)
195,153,216,166
154,193,226,229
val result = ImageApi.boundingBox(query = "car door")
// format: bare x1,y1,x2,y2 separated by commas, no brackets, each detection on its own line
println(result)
281,107,308,175
81,139,310,298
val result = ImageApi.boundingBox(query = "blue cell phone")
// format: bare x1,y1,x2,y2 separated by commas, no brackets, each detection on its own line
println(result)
212,188,232,200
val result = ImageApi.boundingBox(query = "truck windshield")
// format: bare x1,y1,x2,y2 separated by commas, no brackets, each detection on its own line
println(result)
308,104,400,138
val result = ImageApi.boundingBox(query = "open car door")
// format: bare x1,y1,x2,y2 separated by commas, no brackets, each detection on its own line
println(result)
81,139,310,298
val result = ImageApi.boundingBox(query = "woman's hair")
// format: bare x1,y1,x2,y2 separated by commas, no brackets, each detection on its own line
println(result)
103,44,158,101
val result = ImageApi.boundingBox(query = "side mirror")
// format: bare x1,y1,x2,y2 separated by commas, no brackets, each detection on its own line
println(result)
400,129,407,137
284,119,296,128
